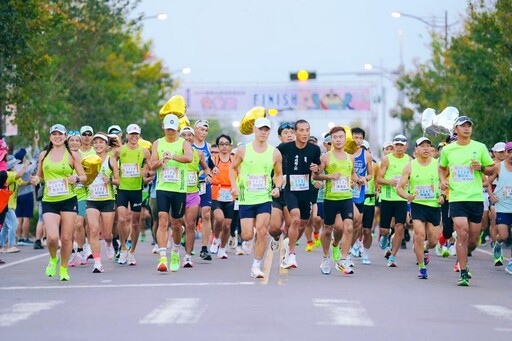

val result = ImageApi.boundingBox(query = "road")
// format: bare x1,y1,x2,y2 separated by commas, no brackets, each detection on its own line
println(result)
1,235,511,340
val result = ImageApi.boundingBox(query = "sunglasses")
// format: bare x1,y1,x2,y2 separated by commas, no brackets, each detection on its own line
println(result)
279,122,294,130
393,138,407,143
68,130,80,137
82,132,93,136
218,142,231,146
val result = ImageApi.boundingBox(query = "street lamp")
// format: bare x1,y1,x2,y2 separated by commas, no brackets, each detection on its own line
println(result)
141,13,168,21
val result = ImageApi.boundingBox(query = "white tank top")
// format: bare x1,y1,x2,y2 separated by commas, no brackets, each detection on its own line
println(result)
495,162,512,213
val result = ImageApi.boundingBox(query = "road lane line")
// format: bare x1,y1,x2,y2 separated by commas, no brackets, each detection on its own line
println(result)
473,305,512,321
313,299,374,327
139,298,207,324
0,300,63,327
0,281,255,291
0,253,49,269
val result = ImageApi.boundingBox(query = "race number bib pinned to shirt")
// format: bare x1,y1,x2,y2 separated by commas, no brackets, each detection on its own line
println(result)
332,176,350,193
46,178,69,197
199,182,206,195
89,182,110,199
218,188,233,202
352,184,361,198
187,172,197,186
452,166,474,182
503,185,512,198
247,175,267,192
289,174,309,191
162,166,178,183
121,163,140,178
234,200,239,210
415,185,435,200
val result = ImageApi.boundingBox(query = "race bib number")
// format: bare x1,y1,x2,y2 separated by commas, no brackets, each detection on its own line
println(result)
89,182,110,199
199,182,206,195
452,166,474,182
121,163,140,178
289,174,309,191
162,166,178,183
332,176,350,193
234,200,239,210
218,188,233,202
503,185,512,198
187,172,197,186
415,185,435,200
247,175,267,192
352,184,361,198
46,178,69,197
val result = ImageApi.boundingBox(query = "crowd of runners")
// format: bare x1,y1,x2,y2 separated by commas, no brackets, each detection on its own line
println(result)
0,112,511,286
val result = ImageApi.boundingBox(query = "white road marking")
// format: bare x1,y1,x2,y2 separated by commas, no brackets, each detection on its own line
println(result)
313,299,374,327
0,300,63,327
0,253,49,269
495,328,512,332
0,281,255,291
473,305,512,321
139,298,206,324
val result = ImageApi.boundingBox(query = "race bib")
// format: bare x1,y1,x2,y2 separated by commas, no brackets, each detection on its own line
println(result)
352,184,361,198
89,182,110,199
187,172,197,186
331,176,350,193
289,174,309,191
247,175,267,192
415,185,435,200
503,185,512,198
46,178,69,197
218,188,233,202
121,163,140,178
234,200,239,210
452,166,474,182
199,182,206,195
162,166,178,183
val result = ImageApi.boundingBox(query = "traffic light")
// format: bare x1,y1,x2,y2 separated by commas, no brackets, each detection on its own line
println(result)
290,70,316,81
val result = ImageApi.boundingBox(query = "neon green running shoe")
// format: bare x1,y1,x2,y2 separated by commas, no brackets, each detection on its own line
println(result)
45,257,58,277
170,252,180,272
59,266,70,281
331,244,341,262
313,238,322,248
457,274,469,286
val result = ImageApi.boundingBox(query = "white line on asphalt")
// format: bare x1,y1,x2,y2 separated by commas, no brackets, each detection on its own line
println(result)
0,300,63,327
0,253,49,270
473,305,512,321
495,328,512,332
139,298,207,324
0,281,255,291
313,299,374,327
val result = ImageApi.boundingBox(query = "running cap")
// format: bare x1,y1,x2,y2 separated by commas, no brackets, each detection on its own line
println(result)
392,134,407,145
108,125,122,134
92,133,109,143
362,140,370,150
194,119,209,129
179,126,195,136
454,116,473,127
254,117,271,129
382,141,393,149
163,114,179,130
415,137,432,147
126,124,141,134
308,136,318,143
505,141,512,152
492,142,506,152
80,126,93,134
49,124,67,135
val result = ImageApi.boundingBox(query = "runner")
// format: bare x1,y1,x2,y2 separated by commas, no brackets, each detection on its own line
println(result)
151,114,193,272
30,124,87,281
397,137,444,279
361,142,377,265
313,126,358,275
230,117,283,278
439,116,495,286
114,124,151,266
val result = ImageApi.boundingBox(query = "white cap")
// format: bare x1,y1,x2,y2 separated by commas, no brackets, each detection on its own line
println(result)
194,119,209,128
362,140,370,150
49,124,67,134
492,142,506,152
179,126,194,136
163,114,179,130
392,134,407,145
126,124,141,134
254,117,271,129
108,125,122,134
382,141,393,149
415,137,432,147
80,125,93,134
93,133,109,143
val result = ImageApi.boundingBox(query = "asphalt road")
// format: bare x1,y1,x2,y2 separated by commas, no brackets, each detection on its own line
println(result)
1,234,511,340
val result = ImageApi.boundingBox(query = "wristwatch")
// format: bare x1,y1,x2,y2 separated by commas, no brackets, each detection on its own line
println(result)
480,165,485,172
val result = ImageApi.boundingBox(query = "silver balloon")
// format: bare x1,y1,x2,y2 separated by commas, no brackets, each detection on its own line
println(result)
421,108,437,134
421,106,459,137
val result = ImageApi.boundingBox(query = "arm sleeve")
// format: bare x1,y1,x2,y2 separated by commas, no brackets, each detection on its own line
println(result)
208,157,215,170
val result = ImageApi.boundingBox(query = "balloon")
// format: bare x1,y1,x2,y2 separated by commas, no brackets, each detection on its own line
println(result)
421,108,437,132
421,106,459,137
159,95,186,120
239,106,266,135
340,125,357,154
82,154,102,186
138,138,152,151
178,115,190,131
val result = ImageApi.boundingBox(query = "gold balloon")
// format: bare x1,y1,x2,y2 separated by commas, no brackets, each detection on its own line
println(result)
82,154,102,186
159,95,186,120
240,106,266,135
340,125,357,154
178,115,190,131
138,138,152,151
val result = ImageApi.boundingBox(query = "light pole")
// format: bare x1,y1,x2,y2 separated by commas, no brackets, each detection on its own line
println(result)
141,13,168,21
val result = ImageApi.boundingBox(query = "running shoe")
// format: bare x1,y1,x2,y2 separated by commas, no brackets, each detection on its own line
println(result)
280,253,298,269
152,245,159,254
5,246,20,253
183,255,193,268
320,257,331,275
84,243,92,259
59,266,70,281
270,237,280,252
93,263,104,273
336,260,354,274
106,244,115,260
331,244,341,262
362,256,372,265
505,261,512,275
218,248,228,259
117,250,128,265
417,268,428,279
127,252,137,266
346,255,355,268
210,238,220,254
242,240,253,255
305,241,314,252
251,265,264,279
384,248,392,259
493,242,503,263
46,258,58,277
350,245,361,258
424,250,431,265
76,251,88,265
235,246,244,255
379,235,389,250
313,237,322,248
157,257,168,272
199,249,212,261
449,244,456,256
454,261,460,272
228,235,237,249
434,243,443,257
457,273,469,286
442,246,450,258
387,256,397,267
494,256,503,267
170,252,180,272
33,239,44,250
140,233,146,242
67,253,77,267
